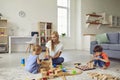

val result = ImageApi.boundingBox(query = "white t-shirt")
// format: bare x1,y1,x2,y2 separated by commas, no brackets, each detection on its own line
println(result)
46,40,63,57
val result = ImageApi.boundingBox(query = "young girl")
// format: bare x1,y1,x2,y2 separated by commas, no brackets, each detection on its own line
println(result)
25,44,42,74
93,45,110,69
45,31,64,65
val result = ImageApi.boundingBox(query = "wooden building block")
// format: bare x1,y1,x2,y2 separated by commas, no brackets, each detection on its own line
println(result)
74,63,81,66
41,71,47,77
62,75,66,80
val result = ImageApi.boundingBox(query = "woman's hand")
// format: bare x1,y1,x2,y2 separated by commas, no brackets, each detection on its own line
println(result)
45,55,53,59
45,55,49,59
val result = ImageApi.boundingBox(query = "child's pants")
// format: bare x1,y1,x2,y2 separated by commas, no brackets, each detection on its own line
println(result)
52,57,64,65
94,56,105,67
94,59,105,67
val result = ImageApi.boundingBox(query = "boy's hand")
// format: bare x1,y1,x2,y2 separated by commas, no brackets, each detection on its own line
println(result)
94,57,100,60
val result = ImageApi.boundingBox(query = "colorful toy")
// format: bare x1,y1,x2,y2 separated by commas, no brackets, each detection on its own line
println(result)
72,70,77,74
38,58,82,80
53,64,57,68
60,64,63,69
74,63,81,66
62,68,67,72
21,58,25,66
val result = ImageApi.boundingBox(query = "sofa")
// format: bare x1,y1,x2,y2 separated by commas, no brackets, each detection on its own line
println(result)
90,32,120,59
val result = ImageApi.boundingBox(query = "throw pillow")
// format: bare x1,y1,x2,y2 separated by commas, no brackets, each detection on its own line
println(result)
96,33,109,44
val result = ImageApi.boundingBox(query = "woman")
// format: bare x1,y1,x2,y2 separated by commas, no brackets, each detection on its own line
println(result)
45,31,64,65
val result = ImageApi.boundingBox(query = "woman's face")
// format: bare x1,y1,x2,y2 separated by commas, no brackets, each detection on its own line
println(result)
51,34,58,42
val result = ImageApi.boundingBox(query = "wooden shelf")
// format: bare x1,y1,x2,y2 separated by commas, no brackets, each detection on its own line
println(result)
0,43,7,45
0,35,7,37
86,13,103,29
83,34,96,36
86,22,102,24
0,19,8,52
86,23,101,29
86,14,102,17
0,27,7,29
0,19,7,21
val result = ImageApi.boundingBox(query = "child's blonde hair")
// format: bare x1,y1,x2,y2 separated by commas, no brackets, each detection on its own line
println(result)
32,44,42,52
51,31,59,51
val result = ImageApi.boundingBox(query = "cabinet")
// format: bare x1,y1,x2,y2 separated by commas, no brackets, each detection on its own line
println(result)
83,34,96,51
86,14,102,29
38,22,52,51
0,19,8,52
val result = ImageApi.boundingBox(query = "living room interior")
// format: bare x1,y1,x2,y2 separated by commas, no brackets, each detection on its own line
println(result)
0,0,120,80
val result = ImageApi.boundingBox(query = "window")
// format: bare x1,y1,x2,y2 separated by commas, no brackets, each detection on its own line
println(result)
57,0,70,36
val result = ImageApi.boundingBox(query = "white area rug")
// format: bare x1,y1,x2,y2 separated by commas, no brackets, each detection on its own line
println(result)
0,60,120,80
0,51,120,80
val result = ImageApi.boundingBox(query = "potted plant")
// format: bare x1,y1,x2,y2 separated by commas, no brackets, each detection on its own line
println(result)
61,33,66,37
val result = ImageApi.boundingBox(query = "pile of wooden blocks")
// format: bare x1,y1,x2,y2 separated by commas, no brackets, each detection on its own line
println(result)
38,59,82,80
75,61,96,71
87,72,120,80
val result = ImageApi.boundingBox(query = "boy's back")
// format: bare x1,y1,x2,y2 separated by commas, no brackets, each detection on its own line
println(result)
100,52,110,67
25,54,39,74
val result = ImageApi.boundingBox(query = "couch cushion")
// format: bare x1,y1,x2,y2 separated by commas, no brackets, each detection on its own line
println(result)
109,44,120,51
100,44,109,50
119,32,120,44
96,33,109,44
107,32,119,44
103,50,120,59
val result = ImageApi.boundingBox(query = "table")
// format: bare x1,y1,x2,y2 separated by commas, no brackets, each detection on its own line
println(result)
9,36,33,54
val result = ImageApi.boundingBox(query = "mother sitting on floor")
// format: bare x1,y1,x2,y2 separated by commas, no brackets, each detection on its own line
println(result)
45,31,64,65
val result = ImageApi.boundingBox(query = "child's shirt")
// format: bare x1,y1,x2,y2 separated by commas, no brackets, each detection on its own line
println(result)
100,52,110,67
25,54,39,74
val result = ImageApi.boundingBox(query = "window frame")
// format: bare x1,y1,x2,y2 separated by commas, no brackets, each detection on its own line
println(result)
57,0,70,37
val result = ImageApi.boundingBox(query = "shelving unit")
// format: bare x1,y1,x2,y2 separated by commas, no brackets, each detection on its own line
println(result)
86,14,102,29
109,15,120,27
86,13,120,28
0,19,8,52
38,22,52,51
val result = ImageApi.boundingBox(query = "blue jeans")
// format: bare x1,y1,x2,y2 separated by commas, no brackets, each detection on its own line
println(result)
94,56,105,67
52,57,64,65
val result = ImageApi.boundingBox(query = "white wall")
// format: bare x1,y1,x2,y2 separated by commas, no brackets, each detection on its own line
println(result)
76,0,120,51
75,0,82,50
0,0,76,51
0,0,57,36
2,0,119,51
